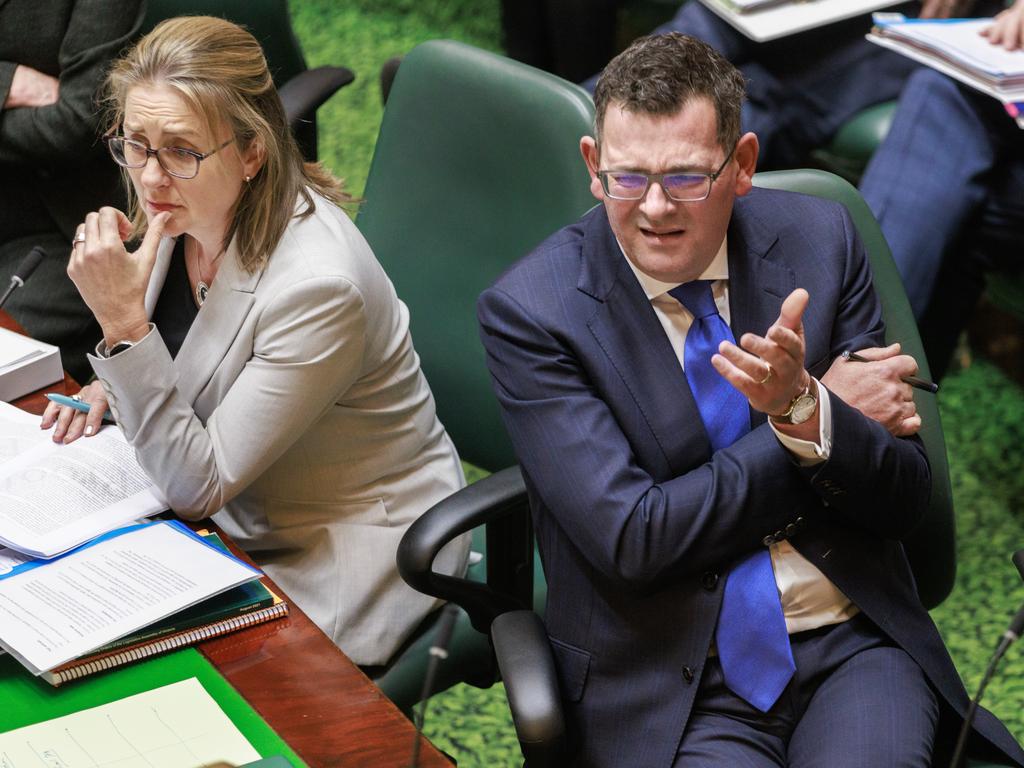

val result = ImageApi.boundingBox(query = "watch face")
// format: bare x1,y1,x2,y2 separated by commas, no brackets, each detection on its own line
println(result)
790,393,818,424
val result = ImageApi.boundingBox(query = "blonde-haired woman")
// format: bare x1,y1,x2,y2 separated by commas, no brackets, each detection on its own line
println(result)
42,16,469,667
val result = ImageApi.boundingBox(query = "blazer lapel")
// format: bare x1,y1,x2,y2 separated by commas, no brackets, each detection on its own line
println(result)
726,196,795,428
174,238,261,405
581,209,711,475
145,237,176,318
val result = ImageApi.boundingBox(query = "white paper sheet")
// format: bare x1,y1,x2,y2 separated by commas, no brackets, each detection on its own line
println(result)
0,402,166,558
0,521,259,674
0,678,260,768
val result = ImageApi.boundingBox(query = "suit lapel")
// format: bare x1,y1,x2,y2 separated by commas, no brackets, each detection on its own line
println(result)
581,209,711,475
726,196,796,428
579,198,798,467
173,238,261,404
145,237,176,318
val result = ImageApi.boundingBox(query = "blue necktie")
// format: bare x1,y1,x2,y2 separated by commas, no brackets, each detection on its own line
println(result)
668,280,795,713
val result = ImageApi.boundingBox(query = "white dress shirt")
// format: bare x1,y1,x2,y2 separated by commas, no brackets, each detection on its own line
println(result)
621,236,858,634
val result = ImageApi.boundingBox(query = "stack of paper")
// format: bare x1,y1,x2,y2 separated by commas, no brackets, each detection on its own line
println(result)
869,16,1024,106
0,403,288,683
0,520,262,677
0,327,62,402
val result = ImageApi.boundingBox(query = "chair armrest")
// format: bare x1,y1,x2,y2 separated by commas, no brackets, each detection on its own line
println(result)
492,610,566,768
398,465,530,632
278,65,355,125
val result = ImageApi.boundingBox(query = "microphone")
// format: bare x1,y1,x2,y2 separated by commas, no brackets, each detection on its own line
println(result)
950,550,1024,768
0,246,46,311
408,603,459,768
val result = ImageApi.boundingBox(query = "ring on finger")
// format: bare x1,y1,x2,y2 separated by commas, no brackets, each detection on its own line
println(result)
72,232,86,247
756,362,773,385
71,394,82,402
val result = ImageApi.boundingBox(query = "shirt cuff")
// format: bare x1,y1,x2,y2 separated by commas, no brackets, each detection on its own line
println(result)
90,323,155,359
771,377,832,465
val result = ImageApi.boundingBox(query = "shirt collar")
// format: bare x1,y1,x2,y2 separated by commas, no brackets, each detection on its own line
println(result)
618,236,730,301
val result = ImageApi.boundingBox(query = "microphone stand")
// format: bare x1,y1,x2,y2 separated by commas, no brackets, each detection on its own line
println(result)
408,604,459,768
949,550,1024,768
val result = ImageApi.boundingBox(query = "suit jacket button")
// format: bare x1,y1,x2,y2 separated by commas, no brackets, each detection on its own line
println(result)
682,666,694,684
701,572,719,590
785,523,798,538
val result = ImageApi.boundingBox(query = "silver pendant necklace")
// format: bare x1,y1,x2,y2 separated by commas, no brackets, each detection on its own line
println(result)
196,280,210,306
188,237,221,307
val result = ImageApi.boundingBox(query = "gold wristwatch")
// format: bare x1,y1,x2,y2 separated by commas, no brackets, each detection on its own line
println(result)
770,378,818,425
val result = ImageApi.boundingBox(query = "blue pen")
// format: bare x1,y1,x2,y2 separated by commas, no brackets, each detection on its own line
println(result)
45,393,116,423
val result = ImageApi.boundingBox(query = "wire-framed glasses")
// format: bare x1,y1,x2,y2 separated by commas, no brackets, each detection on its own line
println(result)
598,143,737,202
103,135,234,179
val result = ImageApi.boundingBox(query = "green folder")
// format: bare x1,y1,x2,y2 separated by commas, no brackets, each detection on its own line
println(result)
1,650,306,767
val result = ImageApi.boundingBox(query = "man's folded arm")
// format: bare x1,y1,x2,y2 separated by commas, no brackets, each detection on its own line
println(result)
479,285,816,592
804,387,931,540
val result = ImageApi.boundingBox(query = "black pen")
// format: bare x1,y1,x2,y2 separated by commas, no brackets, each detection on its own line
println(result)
841,350,939,394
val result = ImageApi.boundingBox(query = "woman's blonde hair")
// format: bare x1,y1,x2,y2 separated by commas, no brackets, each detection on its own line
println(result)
103,16,350,272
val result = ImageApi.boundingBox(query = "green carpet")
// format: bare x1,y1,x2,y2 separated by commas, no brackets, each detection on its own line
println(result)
288,3,1024,765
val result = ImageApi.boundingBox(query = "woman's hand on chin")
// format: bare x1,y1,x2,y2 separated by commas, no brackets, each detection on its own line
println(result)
68,208,171,343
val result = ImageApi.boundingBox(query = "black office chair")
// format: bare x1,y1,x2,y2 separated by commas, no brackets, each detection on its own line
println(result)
397,169,960,766
353,39,596,711
141,0,354,161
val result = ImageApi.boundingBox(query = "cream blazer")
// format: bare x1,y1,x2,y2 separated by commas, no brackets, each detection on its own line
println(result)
90,192,469,665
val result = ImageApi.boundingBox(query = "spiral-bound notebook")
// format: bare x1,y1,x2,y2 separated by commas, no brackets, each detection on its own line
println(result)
40,532,288,686
43,598,288,687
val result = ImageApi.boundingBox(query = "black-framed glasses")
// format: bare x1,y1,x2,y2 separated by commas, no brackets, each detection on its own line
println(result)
103,135,234,179
597,144,737,202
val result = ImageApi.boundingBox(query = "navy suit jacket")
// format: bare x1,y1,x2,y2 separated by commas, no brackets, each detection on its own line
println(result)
478,188,1024,767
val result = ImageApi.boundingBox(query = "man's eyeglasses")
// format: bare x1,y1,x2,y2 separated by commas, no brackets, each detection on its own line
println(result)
597,144,737,202
103,135,234,180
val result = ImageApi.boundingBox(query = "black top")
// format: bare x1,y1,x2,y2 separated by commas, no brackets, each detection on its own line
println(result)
152,237,199,360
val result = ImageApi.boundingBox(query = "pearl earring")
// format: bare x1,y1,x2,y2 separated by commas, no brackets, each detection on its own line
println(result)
244,175,251,183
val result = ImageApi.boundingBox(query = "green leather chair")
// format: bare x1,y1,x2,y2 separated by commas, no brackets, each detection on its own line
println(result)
354,39,597,711
141,0,354,161
811,102,897,182
398,170,962,765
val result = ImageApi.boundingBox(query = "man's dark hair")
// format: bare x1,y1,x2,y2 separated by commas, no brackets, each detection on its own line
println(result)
593,32,745,152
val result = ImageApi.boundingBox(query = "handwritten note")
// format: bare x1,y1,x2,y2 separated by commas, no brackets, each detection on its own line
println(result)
0,678,260,767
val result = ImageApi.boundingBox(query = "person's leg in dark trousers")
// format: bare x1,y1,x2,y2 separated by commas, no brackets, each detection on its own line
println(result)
915,97,1024,380
674,614,938,767
674,656,788,767
787,619,938,767
860,69,996,321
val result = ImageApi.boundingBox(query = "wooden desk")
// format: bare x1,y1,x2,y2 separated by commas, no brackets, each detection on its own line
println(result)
5,312,450,768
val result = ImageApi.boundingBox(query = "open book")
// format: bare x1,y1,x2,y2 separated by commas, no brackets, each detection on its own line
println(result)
0,401,166,558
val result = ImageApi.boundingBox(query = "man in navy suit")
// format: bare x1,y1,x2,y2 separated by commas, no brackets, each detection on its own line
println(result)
478,33,1024,767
